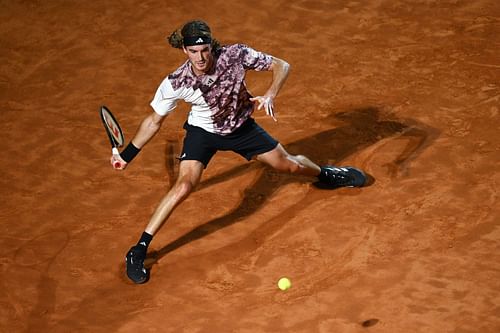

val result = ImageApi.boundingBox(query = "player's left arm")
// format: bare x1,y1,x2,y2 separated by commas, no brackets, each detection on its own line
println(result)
266,56,290,99
250,56,290,121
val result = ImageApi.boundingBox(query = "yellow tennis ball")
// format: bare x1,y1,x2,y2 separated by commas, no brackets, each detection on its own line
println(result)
278,277,291,291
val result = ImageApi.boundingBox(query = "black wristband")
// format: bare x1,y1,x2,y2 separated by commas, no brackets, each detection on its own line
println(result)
120,142,141,163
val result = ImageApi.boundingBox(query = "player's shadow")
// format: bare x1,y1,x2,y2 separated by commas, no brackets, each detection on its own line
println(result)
146,106,438,266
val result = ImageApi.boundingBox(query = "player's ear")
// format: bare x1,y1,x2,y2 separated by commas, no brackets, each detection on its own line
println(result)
182,46,188,55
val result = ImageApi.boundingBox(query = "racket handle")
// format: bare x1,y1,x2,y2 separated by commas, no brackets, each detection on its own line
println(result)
112,147,122,169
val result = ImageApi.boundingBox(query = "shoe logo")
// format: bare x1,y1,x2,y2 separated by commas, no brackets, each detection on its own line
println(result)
139,241,146,246
196,38,204,44
179,153,187,159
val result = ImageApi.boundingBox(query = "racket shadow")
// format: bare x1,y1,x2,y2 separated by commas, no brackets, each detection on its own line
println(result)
164,139,179,186
145,106,439,267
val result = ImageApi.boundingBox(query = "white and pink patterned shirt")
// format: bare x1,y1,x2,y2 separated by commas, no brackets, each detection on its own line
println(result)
150,44,273,135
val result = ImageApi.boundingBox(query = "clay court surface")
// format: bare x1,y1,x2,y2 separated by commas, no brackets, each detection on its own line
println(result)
1,0,499,332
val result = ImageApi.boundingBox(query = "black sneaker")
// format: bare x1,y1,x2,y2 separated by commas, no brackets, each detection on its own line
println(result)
318,166,366,188
125,245,149,284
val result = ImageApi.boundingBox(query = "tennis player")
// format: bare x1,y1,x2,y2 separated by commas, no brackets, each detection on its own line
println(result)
111,20,366,284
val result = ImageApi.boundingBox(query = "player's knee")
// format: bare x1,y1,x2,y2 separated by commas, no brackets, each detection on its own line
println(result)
273,155,302,174
286,155,307,174
293,154,307,166
173,179,194,200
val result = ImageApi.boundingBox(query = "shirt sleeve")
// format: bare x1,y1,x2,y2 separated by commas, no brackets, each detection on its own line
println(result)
241,44,273,71
150,77,179,116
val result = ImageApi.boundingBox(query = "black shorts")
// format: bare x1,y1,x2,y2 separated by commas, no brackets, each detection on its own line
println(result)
179,118,279,167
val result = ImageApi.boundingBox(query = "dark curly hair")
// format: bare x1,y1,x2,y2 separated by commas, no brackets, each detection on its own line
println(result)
168,20,221,52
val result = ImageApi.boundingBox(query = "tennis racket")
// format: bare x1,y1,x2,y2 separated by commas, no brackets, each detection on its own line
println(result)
99,105,125,168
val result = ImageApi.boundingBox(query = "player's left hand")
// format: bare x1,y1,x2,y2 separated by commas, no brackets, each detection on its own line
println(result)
250,95,277,122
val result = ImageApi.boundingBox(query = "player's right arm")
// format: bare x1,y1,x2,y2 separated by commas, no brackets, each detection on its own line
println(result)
130,112,166,148
111,112,166,170
112,76,179,170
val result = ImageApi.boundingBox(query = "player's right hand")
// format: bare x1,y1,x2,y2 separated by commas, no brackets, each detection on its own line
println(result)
110,153,127,170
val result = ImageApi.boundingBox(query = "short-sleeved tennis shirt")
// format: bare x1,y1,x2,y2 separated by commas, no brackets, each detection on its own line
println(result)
150,44,273,135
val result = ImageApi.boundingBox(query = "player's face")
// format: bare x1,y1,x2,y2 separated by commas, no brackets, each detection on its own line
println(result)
183,44,213,75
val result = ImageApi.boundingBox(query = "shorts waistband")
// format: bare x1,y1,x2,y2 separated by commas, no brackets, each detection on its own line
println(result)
183,118,256,137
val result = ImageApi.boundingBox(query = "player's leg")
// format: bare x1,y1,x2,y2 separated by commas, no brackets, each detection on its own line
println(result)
232,119,366,188
125,160,204,284
125,123,215,284
231,119,320,176
255,143,321,176
255,144,366,188
146,160,204,234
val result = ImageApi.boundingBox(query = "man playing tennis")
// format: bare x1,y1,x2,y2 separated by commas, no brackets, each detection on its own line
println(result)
111,20,366,284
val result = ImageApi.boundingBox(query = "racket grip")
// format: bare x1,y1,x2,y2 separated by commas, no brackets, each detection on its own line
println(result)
112,147,122,168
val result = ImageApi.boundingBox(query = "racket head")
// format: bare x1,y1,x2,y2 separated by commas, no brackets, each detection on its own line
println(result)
100,105,125,148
